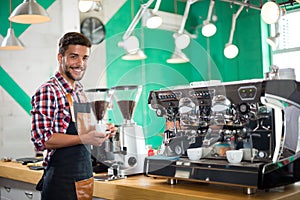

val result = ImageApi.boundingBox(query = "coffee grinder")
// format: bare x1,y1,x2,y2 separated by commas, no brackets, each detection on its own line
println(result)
85,88,112,132
85,88,112,172
108,85,147,177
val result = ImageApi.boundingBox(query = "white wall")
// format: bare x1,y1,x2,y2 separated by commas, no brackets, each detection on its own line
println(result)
0,0,79,159
0,0,125,160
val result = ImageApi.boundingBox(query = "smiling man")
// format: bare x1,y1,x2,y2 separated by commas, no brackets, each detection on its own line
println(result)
31,32,116,200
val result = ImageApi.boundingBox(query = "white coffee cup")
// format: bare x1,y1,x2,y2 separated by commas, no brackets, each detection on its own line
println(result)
201,147,212,158
241,148,258,161
226,150,243,164
187,148,202,161
96,123,106,133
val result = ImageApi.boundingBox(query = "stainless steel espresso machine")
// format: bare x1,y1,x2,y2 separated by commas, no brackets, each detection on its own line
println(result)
144,79,300,194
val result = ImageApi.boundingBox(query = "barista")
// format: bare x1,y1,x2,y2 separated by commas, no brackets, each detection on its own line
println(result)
31,32,116,200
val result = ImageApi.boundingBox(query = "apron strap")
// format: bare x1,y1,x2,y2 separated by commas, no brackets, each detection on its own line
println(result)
66,93,76,122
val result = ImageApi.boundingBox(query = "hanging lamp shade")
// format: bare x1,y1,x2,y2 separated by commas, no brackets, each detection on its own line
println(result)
224,43,239,59
9,0,50,24
167,48,189,64
122,49,147,60
202,22,217,37
118,35,147,60
267,32,280,50
0,28,25,50
261,1,285,25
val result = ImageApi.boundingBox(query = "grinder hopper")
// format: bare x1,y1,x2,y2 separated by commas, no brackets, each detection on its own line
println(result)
110,85,142,125
85,88,111,125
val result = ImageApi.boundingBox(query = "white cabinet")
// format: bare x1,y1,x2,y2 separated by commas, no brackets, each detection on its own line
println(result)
0,178,40,200
0,177,106,200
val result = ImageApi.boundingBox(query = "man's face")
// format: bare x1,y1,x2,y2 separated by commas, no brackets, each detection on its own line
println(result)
58,45,90,84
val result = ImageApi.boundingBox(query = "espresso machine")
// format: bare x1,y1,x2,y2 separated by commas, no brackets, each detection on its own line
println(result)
144,79,300,194
106,85,147,177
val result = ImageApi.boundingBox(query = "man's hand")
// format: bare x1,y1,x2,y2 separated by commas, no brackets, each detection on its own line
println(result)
80,130,109,146
106,123,118,137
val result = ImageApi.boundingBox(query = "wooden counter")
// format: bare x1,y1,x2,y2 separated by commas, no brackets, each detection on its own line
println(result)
1,161,300,200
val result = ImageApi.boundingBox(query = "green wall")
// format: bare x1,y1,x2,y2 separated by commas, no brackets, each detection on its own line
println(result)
105,0,271,148
0,0,271,148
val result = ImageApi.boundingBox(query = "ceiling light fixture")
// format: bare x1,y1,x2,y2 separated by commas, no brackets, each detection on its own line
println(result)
267,32,280,50
79,0,102,13
202,0,217,37
119,36,147,60
0,0,25,50
224,1,246,59
261,1,285,25
167,47,189,63
118,0,156,60
143,0,162,29
167,0,200,64
9,0,50,24
266,21,280,50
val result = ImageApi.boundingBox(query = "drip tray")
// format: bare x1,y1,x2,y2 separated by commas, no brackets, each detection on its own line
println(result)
94,174,126,181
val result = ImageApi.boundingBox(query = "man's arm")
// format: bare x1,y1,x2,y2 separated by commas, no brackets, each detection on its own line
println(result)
45,130,109,149
44,133,81,149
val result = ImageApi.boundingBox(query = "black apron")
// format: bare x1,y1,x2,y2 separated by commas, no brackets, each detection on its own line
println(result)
41,102,93,200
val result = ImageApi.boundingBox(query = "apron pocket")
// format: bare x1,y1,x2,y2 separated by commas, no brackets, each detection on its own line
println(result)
75,177,94,200
77,112,91,135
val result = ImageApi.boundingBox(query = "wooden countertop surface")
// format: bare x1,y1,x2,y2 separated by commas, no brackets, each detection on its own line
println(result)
1,161,300,200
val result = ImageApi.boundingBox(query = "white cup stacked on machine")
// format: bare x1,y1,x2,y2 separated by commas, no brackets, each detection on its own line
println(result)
226,150,243,164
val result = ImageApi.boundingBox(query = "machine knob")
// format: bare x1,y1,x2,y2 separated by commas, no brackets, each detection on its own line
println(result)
238,103,250,114
128,156,137,167
258,151,268,158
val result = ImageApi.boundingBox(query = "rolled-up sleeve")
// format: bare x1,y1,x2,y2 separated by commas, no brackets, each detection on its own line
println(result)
31,85,56,151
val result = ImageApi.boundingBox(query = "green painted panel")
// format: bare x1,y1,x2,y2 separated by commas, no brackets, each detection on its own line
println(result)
0,66,31,115
104,0,272,147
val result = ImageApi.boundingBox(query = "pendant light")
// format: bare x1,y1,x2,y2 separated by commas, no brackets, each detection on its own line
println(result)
223,1,246,59
119,36,147,60
266,21,280,50
78,0,102,13
142,0,162,29
166,47,189,63
118,0,156,60
9,0,50,24
261,1,285,25
167,0,200,64
0,0,25,50
202,0,217,37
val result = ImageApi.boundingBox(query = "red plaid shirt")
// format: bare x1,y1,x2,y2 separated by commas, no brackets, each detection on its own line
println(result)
31,71,86,167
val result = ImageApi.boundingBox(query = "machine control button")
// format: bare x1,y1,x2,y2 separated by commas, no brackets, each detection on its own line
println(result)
238,86,257,100
258,151,268,158
238,103,250,114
